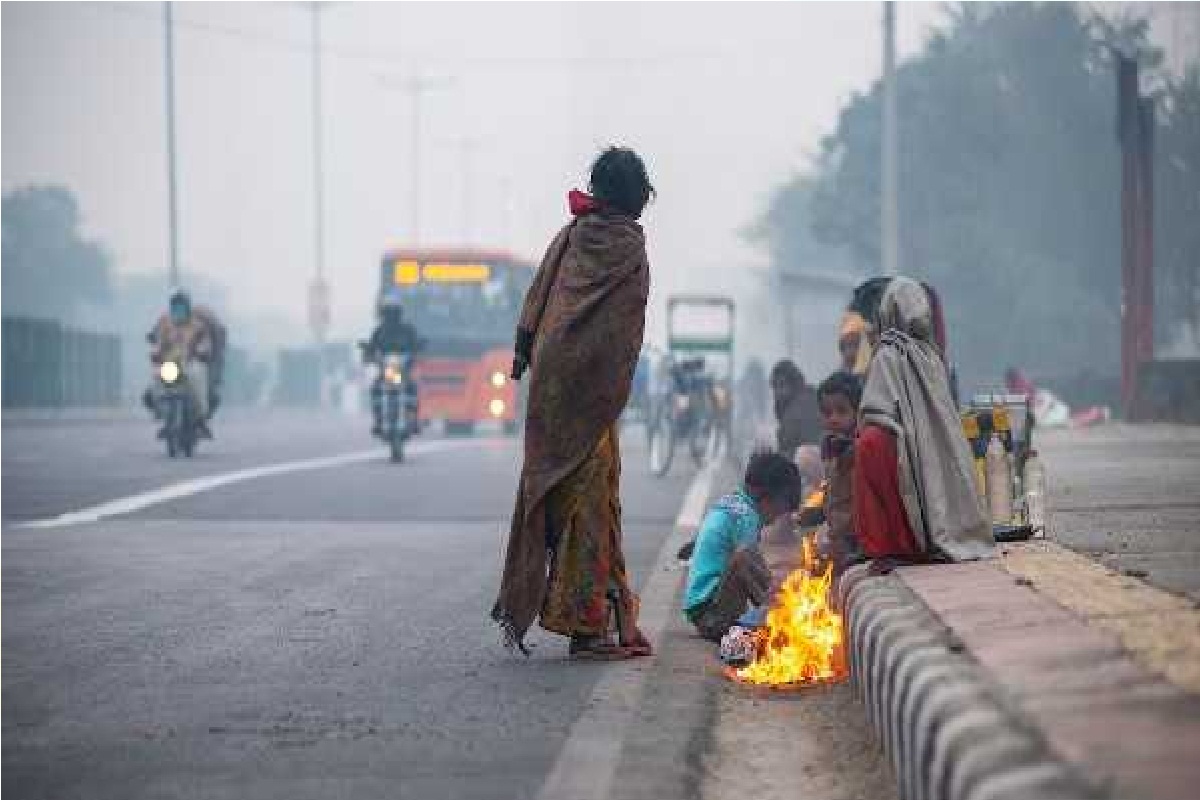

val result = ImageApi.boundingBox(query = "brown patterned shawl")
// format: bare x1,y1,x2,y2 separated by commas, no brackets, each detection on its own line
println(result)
491,212,650,650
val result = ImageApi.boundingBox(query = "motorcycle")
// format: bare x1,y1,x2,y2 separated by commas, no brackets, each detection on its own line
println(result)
649,358,717,477
366,349,419,463
156,355,202,458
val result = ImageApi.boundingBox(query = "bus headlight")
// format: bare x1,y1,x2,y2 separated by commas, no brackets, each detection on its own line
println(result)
159,361,180,384
490,370,507,389
489,398,506,418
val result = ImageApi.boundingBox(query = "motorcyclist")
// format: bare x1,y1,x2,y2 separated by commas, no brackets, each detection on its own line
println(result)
364,299,423,437
145,290,213,438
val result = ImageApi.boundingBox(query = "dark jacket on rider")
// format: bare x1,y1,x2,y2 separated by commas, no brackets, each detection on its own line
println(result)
366,321,420,358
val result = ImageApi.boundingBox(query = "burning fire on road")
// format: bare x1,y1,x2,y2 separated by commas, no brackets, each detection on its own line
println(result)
724,528,848,690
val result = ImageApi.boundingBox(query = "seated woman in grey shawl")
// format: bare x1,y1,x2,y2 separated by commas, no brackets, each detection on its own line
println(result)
851,276,994,571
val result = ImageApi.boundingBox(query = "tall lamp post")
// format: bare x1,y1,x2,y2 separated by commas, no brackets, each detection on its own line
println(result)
379,74,457,246
436,136,483,246
881,0,899,276
308,2,331,406
163,2,181,289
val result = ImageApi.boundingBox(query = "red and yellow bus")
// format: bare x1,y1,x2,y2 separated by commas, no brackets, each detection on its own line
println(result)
378,248,534,434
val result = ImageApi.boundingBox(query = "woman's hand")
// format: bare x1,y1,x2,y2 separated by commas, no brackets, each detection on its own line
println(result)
512,327,534,380
511,354,529,381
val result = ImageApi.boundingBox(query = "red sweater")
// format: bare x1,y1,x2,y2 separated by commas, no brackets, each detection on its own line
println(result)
852,424,921,558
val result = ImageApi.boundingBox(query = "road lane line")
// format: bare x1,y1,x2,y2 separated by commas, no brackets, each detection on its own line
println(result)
19,438,493,529
536,458,720,800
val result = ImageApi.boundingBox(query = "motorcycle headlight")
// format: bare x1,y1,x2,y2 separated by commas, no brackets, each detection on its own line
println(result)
160,361,180,384
674,395,691,412
385,366,403,385
491,370,507,389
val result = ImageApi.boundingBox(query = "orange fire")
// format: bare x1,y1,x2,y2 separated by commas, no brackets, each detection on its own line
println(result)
732,529,847,686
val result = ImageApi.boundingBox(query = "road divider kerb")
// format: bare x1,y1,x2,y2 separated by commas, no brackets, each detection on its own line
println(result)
18,438,493,529
536,459,719,800
839,565,1102,800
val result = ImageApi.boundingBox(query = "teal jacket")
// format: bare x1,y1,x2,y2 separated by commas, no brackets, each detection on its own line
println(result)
683,489,763,619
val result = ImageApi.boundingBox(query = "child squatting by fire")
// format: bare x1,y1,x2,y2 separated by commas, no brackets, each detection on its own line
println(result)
679,372,864,648
682,451,803,643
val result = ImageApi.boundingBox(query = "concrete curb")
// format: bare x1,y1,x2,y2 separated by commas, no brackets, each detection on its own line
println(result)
839,565,1109,800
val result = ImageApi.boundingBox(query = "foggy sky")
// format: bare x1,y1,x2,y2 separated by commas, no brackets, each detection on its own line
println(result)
3,1,948,349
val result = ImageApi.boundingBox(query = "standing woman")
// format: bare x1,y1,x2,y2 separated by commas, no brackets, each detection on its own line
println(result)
492,148,655,659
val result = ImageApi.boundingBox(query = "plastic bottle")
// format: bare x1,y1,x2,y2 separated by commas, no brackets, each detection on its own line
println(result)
1023,449,1047,537
961,412,987,503
986,433,1013,524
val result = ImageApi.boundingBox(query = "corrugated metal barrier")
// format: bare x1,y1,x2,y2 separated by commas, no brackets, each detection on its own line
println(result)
2,316,123,409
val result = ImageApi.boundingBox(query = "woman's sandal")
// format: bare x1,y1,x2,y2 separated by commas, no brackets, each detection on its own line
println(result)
618,628,653,658
569,636,631,661
568,633,652,661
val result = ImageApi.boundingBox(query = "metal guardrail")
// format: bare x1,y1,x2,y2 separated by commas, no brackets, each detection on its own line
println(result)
2,316,122,409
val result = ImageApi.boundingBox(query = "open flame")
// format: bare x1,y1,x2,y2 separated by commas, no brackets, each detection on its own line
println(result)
729,526,847,687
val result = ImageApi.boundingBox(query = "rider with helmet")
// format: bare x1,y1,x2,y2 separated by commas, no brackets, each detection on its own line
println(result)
145,290,215,437
364,298,423,437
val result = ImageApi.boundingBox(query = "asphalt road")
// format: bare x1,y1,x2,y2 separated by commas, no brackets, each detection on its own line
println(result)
2,410,696,800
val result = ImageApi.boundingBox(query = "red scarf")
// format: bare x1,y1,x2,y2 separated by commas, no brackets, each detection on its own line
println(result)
568,189,601,216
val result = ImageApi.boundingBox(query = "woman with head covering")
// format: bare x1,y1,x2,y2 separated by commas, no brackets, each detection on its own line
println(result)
492,147,655,659
852,277,993,567
844,277,950,376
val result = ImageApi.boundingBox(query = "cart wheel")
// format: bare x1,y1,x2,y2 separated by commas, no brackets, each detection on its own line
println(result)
649,417,675,477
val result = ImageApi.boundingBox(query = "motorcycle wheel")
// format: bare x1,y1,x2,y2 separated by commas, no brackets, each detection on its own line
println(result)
649,415,675,478
180,428,195,458
390,431,405,463
164,398,180,458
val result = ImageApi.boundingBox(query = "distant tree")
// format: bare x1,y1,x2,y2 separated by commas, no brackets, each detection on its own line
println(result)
1155,66,1200,349
1,186,112,321
754,3,1198,387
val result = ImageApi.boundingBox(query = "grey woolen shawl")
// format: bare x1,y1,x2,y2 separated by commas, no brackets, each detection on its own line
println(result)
859,277,994,561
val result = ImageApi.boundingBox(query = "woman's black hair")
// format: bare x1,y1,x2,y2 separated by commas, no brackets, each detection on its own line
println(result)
589,147,655,219
744,448,802,509
817,371,863,409
769,359,804,390
848,276,893,328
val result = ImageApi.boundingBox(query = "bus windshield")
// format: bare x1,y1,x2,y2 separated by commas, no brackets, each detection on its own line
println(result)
379,258,531,347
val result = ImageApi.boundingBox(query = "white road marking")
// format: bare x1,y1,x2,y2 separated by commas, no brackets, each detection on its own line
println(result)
19,438,492,529
536,458,720,800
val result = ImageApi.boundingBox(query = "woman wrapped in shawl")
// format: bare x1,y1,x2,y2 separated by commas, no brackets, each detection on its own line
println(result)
852,277,994,569
492,148,655,659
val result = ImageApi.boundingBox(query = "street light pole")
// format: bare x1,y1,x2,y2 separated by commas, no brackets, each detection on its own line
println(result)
311,2,326,287
881,0,899,276
437,137,481,245
458,138,479,246
380,74,456,247
163,2,181,288
309,1,331,407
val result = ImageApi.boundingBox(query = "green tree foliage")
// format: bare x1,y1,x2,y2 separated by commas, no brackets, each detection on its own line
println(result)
2,186,112,321
1155,66,1200,350
757,3,1199,388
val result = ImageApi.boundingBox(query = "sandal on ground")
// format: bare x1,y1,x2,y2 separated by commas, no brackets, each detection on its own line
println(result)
569,635,637,661
619,628,653,658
